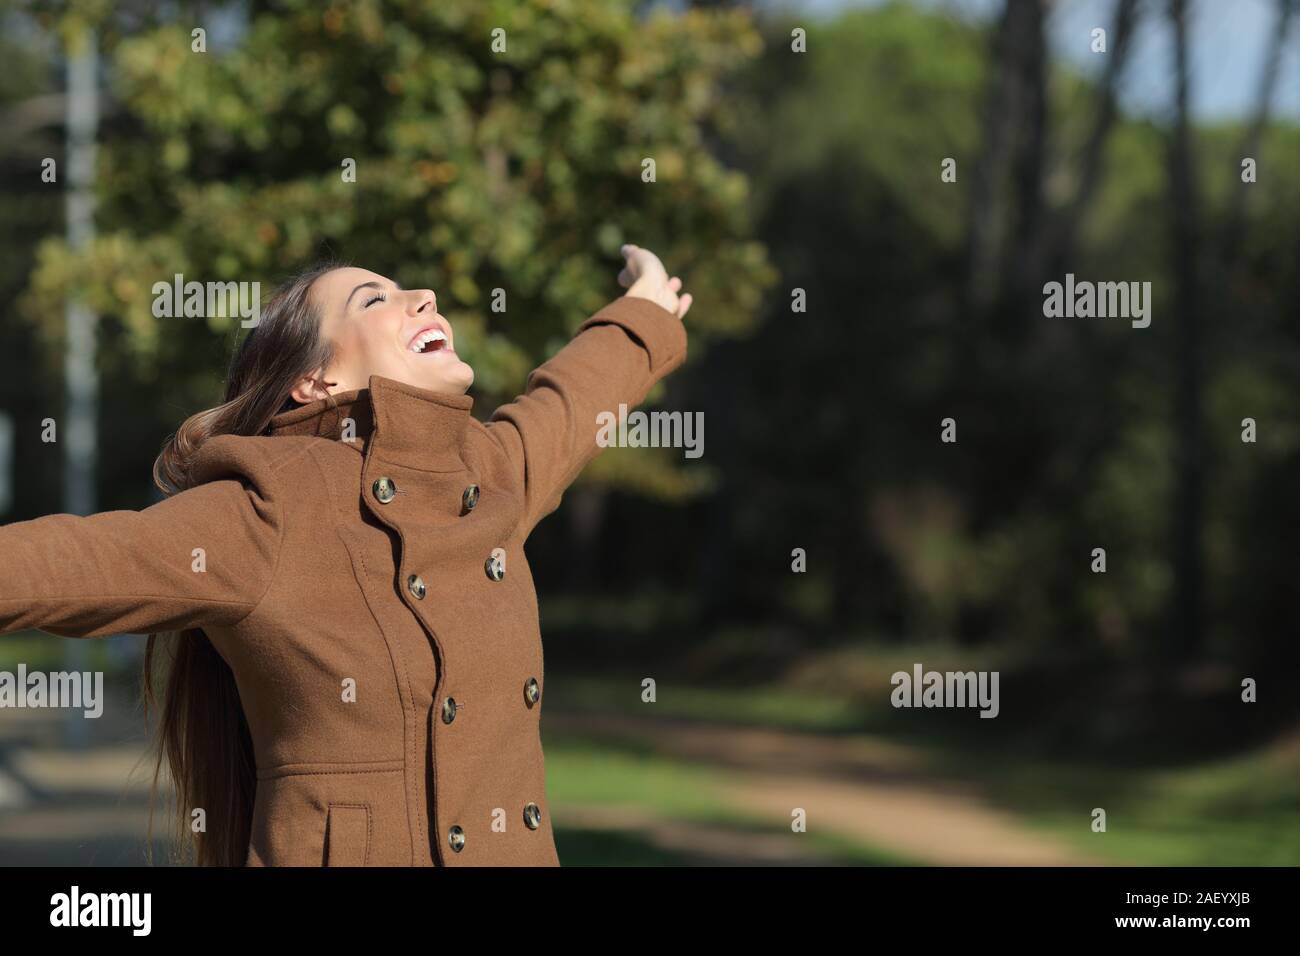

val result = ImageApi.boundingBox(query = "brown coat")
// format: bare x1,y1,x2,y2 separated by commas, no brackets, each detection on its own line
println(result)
0,295,687,866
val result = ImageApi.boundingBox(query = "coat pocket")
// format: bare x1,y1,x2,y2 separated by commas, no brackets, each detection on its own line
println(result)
324,803,371,867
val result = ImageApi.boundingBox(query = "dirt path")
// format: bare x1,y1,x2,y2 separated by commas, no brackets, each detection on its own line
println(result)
546,711,1106,866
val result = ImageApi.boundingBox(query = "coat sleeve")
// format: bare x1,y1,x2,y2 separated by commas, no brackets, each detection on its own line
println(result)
483,294,688,533
0,436,284,639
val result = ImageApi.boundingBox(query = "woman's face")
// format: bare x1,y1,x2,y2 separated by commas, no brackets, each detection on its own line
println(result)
291,266,474,404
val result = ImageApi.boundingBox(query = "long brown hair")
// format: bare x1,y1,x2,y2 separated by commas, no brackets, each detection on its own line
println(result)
142,258,344,866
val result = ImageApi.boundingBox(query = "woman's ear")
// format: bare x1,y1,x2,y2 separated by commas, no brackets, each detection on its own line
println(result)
289,372,335,406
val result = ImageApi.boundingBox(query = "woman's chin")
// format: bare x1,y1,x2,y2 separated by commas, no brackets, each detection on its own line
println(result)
426,358,474,395
448,357,474,392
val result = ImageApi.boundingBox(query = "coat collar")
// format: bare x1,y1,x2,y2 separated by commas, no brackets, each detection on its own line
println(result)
267,374,475,472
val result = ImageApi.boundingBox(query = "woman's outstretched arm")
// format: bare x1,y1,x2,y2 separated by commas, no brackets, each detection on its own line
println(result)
483,245,690,535
0,436,283,639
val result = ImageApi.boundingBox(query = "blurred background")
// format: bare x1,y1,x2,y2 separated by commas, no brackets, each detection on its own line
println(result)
1,0,1298,865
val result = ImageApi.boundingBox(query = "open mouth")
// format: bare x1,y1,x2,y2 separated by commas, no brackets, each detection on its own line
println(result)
408,327,451,355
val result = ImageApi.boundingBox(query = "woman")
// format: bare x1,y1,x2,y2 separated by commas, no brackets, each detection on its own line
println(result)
0,243,691,866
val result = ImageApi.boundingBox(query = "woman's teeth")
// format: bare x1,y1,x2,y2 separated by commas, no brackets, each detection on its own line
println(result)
410,329,448,353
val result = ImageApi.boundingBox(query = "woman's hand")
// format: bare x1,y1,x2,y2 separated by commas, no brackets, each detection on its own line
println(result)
618,244,693,320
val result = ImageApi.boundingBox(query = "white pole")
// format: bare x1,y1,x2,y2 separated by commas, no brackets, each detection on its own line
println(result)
62,25,98,748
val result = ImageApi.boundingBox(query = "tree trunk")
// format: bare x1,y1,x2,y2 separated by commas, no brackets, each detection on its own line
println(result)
1166,0,1204,663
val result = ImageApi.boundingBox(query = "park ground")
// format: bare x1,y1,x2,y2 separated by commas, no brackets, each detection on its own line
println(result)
1,634,1296,866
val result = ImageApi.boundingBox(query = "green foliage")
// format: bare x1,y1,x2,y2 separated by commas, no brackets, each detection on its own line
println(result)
667,0,1300,678
24,0,776,499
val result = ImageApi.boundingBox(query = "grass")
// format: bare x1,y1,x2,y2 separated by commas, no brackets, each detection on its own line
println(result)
542,641,1300,867
966,744,1300,866
549,674,868,733
544,735,914,865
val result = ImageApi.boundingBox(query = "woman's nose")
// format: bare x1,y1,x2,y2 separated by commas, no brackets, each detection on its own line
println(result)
409,290,437,314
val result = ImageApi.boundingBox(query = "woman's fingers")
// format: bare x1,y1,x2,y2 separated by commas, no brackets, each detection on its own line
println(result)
618,245,688,317
619,244,647,287
666,276,689,318
630,247,667,281
621,244,648,276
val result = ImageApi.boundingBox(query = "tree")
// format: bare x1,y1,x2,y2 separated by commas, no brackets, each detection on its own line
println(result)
1165,0,1204,661
23,0,776,505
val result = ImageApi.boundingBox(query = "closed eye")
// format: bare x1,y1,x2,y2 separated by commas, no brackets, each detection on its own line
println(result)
364,293,386,308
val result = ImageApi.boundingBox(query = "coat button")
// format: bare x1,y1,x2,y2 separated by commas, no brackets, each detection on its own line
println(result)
373,477,397,503
441,696,458,724
407,574,427,600
448,825,465,852
524,677,540,708
462,484,480,512
485,553,505,582
523,803,542,830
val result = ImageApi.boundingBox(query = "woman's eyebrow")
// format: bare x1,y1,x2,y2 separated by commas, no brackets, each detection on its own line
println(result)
344,279,402,309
